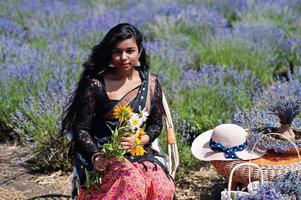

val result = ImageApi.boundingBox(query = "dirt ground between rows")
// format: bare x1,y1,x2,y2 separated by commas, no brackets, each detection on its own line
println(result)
0,143,227,200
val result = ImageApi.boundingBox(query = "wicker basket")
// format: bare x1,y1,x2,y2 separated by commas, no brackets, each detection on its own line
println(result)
211,133,301,188
211,154,300,186
220,162,263,200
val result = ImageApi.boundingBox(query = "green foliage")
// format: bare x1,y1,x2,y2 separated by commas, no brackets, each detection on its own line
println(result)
29,36,48,49
205,0,241,26
100,0,128,9
192,38,272,83
85,169,102,188
0,80,35,126
159,126,202,183
29,132,71,172
175,139,203,182
102,127,126,160
240,4,301,35
21,107,58,139
4,80,69,171
176,84,252,132
17,105,71,171
149,56,183,90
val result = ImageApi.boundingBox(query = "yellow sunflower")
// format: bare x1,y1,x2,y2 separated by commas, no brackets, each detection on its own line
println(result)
135,137,141,145
137,129,145,137
130,146,146,156
113,105,132,121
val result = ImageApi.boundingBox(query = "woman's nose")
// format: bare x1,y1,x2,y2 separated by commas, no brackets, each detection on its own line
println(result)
121,52,127,60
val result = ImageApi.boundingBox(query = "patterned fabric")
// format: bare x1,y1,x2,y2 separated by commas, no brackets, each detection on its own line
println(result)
209,138,247,159
77,159,175,200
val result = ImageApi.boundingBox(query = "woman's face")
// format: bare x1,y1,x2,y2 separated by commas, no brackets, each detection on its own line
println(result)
111,37,140,71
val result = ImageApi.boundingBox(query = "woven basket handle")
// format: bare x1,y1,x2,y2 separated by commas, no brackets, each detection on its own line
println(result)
249,132,301,181
227,162,264,199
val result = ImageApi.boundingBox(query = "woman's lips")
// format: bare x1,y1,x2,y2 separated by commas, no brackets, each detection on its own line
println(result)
118,63,131,67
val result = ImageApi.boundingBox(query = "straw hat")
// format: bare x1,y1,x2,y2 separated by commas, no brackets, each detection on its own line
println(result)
191,124,266,161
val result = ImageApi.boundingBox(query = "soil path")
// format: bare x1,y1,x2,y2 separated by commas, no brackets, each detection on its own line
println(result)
0,143,226,200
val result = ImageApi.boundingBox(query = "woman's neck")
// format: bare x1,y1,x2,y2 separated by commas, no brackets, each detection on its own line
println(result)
106,68,139,81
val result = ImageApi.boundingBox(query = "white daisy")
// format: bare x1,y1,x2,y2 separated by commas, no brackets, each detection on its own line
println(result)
128,113,143,131
140,108,149,122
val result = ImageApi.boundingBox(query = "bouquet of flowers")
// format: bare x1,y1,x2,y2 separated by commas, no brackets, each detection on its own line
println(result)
103,104,149,158
85,104,148,188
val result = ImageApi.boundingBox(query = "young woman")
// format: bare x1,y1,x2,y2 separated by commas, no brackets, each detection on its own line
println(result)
61,23,175,200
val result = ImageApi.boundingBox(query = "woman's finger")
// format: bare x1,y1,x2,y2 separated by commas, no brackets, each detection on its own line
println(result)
119,143,130,150
122,134,136,141
121,136,132,142
123,132,131,137
120,141,129,146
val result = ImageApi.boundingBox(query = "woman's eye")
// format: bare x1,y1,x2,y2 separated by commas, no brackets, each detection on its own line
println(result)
112,50,120,54
127,49,135,53
112,49,136,55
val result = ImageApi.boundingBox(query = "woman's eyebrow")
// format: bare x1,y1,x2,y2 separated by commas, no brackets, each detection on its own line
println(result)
113,47,136,50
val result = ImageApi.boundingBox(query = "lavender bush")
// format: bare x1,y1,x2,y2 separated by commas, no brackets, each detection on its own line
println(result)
204,0,301,82
174,65,261,132
207,0,248,25
234,71,301,152
239,0,301,35
9,69,74,170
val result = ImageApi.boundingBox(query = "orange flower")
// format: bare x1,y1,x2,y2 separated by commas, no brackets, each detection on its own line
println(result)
135,136,141,145
130,146,146,156
135,129,145,137
113,105,132,121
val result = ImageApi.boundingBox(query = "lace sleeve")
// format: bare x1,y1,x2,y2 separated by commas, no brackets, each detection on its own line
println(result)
73,79,100,162
145,79,164,144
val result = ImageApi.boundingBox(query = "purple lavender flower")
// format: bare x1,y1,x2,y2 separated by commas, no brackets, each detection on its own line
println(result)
209,0,248,23
274,171,301,199
217,24,287,55
234,83,301,151
267,97,301,124
175,64,260,95
0,18,23,35
254,74,301,106
234,108,278,130
145,35,194,68
175,118,198,145
237,182,281,200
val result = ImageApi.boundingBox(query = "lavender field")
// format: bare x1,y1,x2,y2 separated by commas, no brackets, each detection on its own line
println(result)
1,0,301,199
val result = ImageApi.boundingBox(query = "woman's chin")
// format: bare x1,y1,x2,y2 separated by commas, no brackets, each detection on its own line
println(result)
117,65,133,70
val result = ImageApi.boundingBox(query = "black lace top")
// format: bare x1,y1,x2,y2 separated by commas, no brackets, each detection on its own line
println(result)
72,72,164,167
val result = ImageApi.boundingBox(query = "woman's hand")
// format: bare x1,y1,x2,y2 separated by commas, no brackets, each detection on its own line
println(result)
120,132,136,151
92,153,109,172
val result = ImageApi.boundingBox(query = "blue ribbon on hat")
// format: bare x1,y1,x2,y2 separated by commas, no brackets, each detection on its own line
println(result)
209,138,247,159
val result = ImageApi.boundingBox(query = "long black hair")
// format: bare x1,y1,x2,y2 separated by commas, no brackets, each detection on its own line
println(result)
61,23,149,135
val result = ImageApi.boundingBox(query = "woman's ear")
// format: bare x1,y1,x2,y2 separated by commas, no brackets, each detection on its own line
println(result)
135,51,142,67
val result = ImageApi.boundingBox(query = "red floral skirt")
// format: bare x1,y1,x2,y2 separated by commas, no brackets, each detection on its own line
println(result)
77,159,175,200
